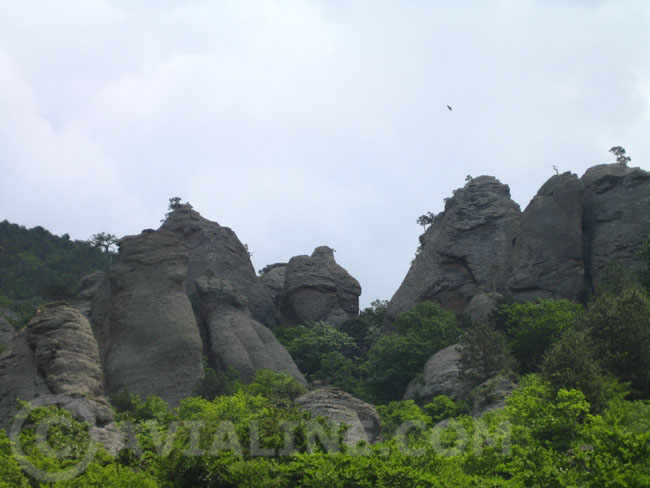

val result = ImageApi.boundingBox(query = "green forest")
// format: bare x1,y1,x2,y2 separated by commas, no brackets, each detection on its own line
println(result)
1,224,650,486
0,220,108,329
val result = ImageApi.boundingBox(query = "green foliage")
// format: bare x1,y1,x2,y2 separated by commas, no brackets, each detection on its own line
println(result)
638,236,650,291
363,302,460,403
609,145,631,166
109,391,175,425
541,328,621,412
0,428,30,487
495,298,582,374
0,220,107,302
243,370,307,403
4,378,650,486
192,365,241,401
376,400,432,439
423,395,466,423
584,284,650,397
460,321,515,386
273,322,357,378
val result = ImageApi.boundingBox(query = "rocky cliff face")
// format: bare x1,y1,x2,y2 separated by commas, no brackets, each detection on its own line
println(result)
160,206,276,324
195,276,305,384
509,173,587,301
387,176,521,321
0,304,120,451
104,230,204,406
387,164,650,324
582,164,650,289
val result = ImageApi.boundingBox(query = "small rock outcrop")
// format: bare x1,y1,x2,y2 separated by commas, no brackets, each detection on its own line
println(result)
469,374,518,416
582,164,650,290
296,387,381,445
160,206,275,324
195,276,305,384
105,231,204,406
509,173,587,301
387,177,521,322
0,304,119,450
280,246,361,326
403,344,473,404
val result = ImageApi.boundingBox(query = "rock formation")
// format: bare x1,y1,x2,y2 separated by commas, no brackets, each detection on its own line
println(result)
582,164,650,290
71,209,307,406
509,172,587,301
160,206,275,324
387,176,521,322
0,303,121,451
195,276,305,383
387,164,650,324
276,246,361,326
104,230,204,406
296,387,381,445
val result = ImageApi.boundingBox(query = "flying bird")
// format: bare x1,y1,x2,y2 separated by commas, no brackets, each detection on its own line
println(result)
447,105,453,111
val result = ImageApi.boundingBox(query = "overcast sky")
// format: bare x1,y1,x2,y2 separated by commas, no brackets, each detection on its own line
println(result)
1,1,649,307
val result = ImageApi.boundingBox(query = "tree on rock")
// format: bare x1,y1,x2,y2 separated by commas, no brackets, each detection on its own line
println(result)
609,146,631,166
416,212,434,230
89,232,117,270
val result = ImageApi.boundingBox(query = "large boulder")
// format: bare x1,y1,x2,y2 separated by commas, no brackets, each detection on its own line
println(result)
104,230,204,406
296,387,381,445
160,206,275,325
280,246,361,326
581,164,650,290
509,172,587,301
469,374,518,417
0,303,119,450
403,344,473,404
195,276,305,384
387,176,521,323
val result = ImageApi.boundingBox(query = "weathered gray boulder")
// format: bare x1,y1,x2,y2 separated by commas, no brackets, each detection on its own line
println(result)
470,374,518,417
296,387,381,445
464,292,502,324
105,230,204,406
387,177,521,323
0,303,120,450
509,172,587,301
195,276,305,384
582,164,650,289
160,206,275,324
403,344,473,404
281,246,361,326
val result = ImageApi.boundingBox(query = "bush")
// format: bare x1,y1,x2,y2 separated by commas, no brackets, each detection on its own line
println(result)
273,322,357,378
541,328,621,412
495,299,582,373
459,321,515,386
584,285,650,398
363,302,460,403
